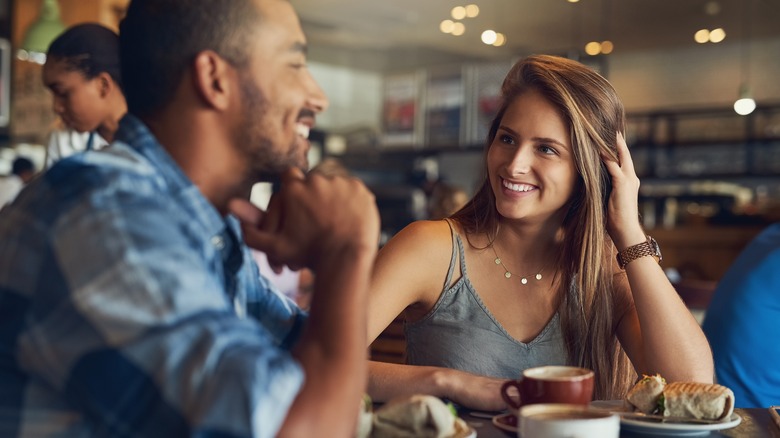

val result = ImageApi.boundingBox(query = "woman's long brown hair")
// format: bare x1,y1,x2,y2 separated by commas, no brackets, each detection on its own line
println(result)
450,54,635,399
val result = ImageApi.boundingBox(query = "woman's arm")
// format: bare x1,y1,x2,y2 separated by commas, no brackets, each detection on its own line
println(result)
367,220,453,343
605,133,713,383
366,220,509,411
368,361,509,411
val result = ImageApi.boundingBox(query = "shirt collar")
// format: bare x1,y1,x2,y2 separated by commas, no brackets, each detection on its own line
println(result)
114,113,233,241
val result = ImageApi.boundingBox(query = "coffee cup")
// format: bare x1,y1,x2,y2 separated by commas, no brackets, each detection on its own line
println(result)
500,365,594,410
519,403,619,438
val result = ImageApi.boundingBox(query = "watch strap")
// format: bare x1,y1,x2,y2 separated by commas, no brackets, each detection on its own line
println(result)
617,236,661,269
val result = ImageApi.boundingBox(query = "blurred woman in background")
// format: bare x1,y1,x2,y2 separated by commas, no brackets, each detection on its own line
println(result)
42,23,126,168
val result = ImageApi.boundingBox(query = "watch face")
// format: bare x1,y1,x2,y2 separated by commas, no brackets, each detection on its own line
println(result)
649,237,662,263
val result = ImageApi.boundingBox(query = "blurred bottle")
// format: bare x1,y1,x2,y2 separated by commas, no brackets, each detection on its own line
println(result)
663,197,678,229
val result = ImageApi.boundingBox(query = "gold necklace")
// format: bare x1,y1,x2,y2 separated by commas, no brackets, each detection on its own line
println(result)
490,243,543,285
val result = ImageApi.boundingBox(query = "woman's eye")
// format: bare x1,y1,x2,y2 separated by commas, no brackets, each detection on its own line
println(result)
499,134,515,145
539,145,557,155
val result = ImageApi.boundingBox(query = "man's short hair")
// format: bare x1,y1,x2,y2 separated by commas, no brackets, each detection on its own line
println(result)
11,157,34,176
119,0,261,117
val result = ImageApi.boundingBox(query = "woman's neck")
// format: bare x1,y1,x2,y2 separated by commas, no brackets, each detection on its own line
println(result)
491,217,564,266
97,93,128,143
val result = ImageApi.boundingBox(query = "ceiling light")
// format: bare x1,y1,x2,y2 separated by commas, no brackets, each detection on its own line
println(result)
601,40,614,54
465,4,480,18
734,84,756,115
568,0,580,3
481,30,497,45
585,41,601,56
734,2,754,116
451,22,465,36
709,28,726,43
440,19,455,34
452,6,467,20
694,29,710,43
493,32,506,47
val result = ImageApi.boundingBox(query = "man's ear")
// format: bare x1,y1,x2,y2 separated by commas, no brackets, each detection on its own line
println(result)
192,50,234,111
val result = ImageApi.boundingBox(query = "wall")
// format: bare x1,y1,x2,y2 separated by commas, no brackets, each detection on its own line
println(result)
308,36,780,135
611,37,780,112
308,61,382,133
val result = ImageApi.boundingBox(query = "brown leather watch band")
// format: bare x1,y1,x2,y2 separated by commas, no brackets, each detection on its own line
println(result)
617,236,662,269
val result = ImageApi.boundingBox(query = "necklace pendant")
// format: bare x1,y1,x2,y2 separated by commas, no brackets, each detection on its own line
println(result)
535,273,542,280
504,271,511,279
494,257,501,265
521,277,528,285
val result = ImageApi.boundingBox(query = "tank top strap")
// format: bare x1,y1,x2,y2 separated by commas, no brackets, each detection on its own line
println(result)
442,218,467,290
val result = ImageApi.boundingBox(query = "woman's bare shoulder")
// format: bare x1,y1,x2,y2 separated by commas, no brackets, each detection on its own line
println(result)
388,219,455,247
371,220,459,310
377,220,457,277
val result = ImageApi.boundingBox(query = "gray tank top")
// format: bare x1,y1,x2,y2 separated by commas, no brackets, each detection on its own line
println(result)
404,221,568,379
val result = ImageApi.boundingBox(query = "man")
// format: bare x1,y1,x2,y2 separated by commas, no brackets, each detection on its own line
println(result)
0,156,35,206
0,1,378,437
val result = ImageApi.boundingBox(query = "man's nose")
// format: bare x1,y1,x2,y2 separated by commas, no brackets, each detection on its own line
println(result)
305,72,329,113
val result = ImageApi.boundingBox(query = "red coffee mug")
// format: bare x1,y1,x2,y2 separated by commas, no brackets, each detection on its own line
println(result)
500,366,595,410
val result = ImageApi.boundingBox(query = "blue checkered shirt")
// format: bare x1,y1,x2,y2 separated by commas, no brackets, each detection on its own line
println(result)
0,115,307,437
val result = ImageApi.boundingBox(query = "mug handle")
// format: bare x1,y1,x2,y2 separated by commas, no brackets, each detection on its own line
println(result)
500,380,523,410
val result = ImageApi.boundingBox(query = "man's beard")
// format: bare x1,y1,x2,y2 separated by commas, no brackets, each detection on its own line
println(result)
236,72,306,183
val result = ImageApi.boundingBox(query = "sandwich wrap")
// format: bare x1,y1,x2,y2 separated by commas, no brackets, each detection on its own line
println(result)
626,374,666,414
663,381,735,421
355,395,373,438
371,394,456,438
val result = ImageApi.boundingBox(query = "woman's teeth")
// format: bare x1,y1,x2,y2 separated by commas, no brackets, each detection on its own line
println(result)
502,180,535,192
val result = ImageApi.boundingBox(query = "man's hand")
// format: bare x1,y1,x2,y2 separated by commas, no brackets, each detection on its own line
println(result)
229,167,380,272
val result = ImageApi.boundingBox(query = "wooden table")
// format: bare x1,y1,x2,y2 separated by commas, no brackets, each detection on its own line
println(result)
461,407,778,437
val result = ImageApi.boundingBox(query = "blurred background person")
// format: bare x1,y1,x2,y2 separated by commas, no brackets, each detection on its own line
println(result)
42,23,126,168
0,156,36,207
703,224,780,408
427,180,469,220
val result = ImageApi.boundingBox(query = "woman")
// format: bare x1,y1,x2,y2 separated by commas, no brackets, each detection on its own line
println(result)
367,55,713,411
42,23,127,167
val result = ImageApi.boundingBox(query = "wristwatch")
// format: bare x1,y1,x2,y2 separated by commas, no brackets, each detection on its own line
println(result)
617,235,662,269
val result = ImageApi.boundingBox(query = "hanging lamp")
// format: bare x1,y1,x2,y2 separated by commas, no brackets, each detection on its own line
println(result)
22,0,66,56
733,0,755,116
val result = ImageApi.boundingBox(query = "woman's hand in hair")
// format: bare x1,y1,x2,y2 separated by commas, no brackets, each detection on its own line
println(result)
602,132,646,250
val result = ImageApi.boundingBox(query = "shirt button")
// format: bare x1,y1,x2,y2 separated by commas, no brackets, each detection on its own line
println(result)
211,235,225,249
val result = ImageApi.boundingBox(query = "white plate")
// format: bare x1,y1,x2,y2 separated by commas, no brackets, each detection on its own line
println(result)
453,417,478,438
491,413,518,434
590,400,742,436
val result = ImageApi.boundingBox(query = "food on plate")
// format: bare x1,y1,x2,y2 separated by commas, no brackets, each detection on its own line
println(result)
626,374,666,414
370,394,458,438
624,374,735,421
356,394,374,438
663,381,735,421
354,394,469,438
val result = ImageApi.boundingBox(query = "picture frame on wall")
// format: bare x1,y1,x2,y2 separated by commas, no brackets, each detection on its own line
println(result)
380,71,425,149
425,69,464,148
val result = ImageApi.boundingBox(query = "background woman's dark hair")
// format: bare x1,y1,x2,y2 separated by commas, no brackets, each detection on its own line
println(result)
119,0,260,118
46,23,122,89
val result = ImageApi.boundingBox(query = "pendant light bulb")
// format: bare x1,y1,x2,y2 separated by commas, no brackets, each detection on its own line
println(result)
734,83,756,116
